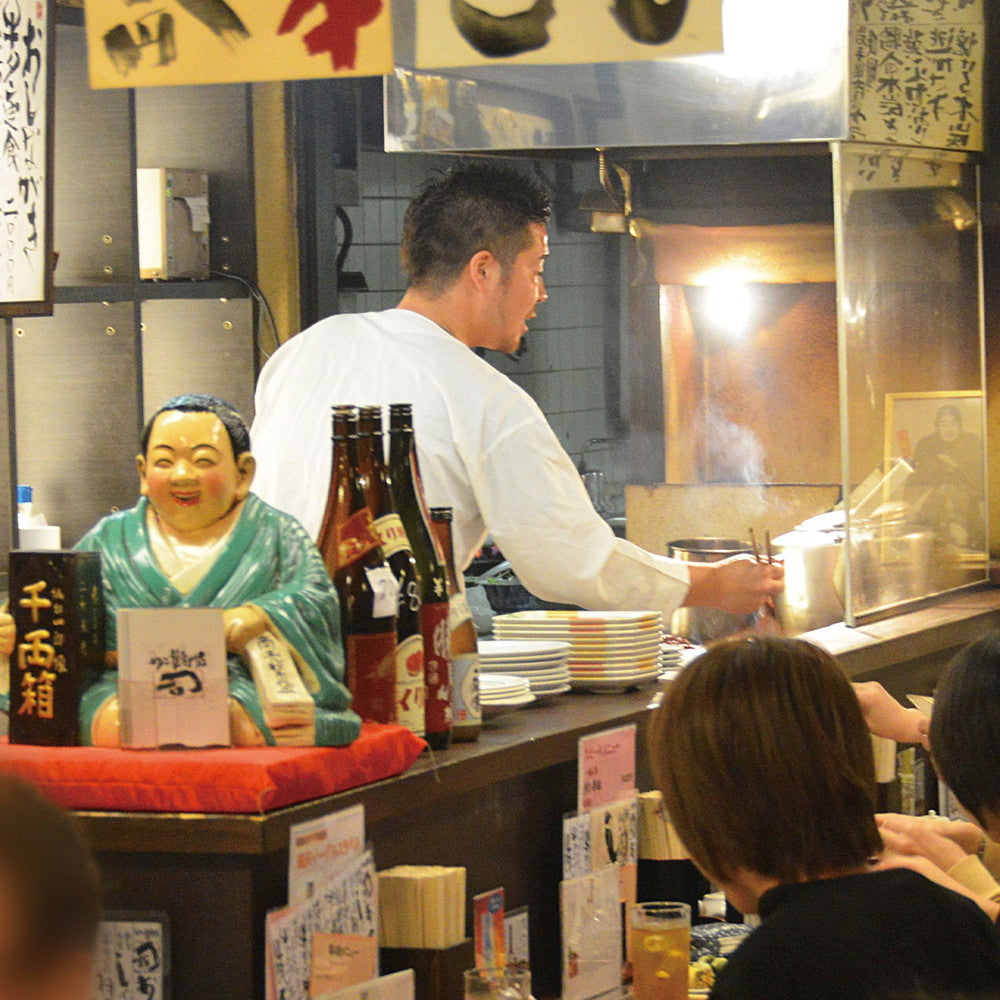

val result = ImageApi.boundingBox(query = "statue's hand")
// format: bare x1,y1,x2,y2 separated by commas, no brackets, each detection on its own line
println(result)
229,699,267,746
223,605,272,656
0,612,15,658
92,697,122,747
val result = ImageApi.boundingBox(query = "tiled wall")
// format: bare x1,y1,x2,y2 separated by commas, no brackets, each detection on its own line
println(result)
340,152,624,510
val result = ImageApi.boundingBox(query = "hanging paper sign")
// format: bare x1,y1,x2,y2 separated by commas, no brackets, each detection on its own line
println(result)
414,0,722,70
849,0,984,151
0,0,54,318
84,0,394,89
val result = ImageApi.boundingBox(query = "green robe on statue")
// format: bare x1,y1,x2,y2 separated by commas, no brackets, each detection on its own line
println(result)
75,494,361,747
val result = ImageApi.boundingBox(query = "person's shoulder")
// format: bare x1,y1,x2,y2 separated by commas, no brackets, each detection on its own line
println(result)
709,925,787,1000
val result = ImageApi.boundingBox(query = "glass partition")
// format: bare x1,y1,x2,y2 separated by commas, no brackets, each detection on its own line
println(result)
833,143,987,624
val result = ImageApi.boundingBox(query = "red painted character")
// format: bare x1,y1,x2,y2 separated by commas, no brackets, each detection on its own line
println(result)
278,0,382,70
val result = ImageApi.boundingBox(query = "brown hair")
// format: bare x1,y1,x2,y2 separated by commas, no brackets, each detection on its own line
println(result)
0,775,101,979
648,637,880,884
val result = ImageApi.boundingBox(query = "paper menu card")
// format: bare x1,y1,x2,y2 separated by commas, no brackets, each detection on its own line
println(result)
473,888,505,970
117,608,229,748
289,806,365,906
309,934,379,1000
561,866,622,1000
504,908,530,970
314,970,415,1000
578,724,636,813
268,849,378,1000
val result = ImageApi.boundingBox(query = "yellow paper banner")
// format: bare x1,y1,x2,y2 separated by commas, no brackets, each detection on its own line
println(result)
85,0,393,88
415,0,723,69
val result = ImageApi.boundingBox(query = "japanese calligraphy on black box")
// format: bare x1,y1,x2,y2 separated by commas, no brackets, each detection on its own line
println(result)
8,550,105,746
849,0,984,151
0,0,54,317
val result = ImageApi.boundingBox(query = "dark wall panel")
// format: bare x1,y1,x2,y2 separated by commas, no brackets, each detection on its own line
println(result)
15,303,140,544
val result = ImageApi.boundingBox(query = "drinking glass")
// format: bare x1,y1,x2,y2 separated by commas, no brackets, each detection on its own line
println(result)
463,967,533,1000
630,902,690,1000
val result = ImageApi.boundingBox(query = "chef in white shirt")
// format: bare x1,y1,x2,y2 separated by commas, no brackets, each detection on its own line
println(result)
251,161,783,620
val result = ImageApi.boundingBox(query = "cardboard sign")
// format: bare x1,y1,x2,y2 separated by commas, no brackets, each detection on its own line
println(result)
289,805,366,906
309,934,378,999
93,913,170,1000
85,0,393,89
314,970,415,1000
560,866,622,1000
578,724,636,813
117,607,229,748
473,888,505,970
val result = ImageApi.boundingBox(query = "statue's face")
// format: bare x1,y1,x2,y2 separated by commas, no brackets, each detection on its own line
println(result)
138,411,254,535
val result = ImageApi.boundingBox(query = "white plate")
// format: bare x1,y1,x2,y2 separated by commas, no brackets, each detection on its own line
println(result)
481,664,570,678
532,685,571,701
569,674,661,692
482,693,537,716
479,657,569,670
494,610,662,625
479,639,571,658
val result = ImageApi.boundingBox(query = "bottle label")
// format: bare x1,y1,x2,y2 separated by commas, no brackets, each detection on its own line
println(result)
365,565,400,619
449,593,474,633
420,600,452,734
345,631,397,725
394,633,425,736
336,508,382,566
373,513,411,560
452,653,481,727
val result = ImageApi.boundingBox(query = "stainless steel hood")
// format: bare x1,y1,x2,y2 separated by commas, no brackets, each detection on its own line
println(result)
385,0,848,152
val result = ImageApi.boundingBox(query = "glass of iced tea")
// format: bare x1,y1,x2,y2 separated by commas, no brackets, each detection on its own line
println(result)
630,902,690,1000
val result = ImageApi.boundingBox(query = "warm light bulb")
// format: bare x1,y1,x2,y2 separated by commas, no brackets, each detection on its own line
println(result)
704,280,753,338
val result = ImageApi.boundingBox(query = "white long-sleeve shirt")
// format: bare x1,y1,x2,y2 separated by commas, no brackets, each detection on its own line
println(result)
250,309,690,617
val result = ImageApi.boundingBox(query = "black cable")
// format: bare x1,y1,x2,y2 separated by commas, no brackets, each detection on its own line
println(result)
210,270,280,359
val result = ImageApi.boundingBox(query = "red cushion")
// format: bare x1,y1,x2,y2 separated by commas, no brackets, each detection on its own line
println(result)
0,724,426,814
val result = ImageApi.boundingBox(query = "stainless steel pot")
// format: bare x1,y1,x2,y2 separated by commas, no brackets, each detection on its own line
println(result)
667,538,755,643
772,530,844,634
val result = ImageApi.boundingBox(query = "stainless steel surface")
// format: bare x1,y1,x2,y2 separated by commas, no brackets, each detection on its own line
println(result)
845,525,936,615
141,298,256,422
385,0,847,151
16,303,140,545
772,530,843,635
667,537,755,643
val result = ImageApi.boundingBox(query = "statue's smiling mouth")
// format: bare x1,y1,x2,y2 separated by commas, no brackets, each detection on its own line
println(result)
171,492,200,506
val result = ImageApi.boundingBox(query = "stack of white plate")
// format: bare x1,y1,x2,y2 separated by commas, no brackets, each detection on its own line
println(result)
493,611,663,692
478,639,572,701
479,673,536,716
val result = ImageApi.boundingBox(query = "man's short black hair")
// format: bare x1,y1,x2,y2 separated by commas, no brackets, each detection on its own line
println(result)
141,394,251,459
930,631,1000,827
0,775,101,977
401,160,551,293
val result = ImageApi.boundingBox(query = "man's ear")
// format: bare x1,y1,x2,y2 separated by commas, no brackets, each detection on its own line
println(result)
235,452,256,499
136,454,148,496
467,249,500,292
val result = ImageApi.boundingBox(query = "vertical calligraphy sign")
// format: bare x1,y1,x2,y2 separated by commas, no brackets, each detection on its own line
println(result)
0,0,54,317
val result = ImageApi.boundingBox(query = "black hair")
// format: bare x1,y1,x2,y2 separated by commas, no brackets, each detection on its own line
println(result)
935,404,962,426
0,775,101,977
401,160,551,293
930,631,1000,827
141,394,251,459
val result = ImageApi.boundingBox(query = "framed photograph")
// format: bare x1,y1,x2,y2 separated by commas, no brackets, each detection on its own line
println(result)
94,911,171,1000
884,390,986,550
0,0,55,317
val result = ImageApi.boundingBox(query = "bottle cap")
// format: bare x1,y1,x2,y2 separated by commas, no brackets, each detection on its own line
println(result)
430,507,453,522
16,485,32,504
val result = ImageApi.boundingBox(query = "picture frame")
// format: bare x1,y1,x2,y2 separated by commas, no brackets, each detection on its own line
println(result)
0,0,55,318
883,389,986,550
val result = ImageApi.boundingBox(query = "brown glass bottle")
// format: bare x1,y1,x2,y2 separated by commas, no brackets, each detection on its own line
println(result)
316,406,398,726
429,508,481,743
388,404,452,751
357,406,425,737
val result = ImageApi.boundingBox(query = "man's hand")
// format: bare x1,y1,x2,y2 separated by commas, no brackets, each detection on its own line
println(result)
853,681,930,748
683,556,784,615
223,605,272,655
877,813,985,859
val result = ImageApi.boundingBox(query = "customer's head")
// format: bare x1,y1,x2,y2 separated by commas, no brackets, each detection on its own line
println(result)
649,637,880,911
930,631,1000,834
0,775,100,1000
401,161,551,354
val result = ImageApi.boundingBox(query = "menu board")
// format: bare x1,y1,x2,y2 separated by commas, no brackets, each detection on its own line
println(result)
415,0,723,70
0,0,53,317
84,0,393,89
849,0,984,151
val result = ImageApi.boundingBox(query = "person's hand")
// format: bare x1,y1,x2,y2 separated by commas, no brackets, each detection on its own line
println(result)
877,812,984,858
873,850,1000,921
853,681,930,748
877,818,969,872
0,612,14,658
223,605,272,655
684,556,784,615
